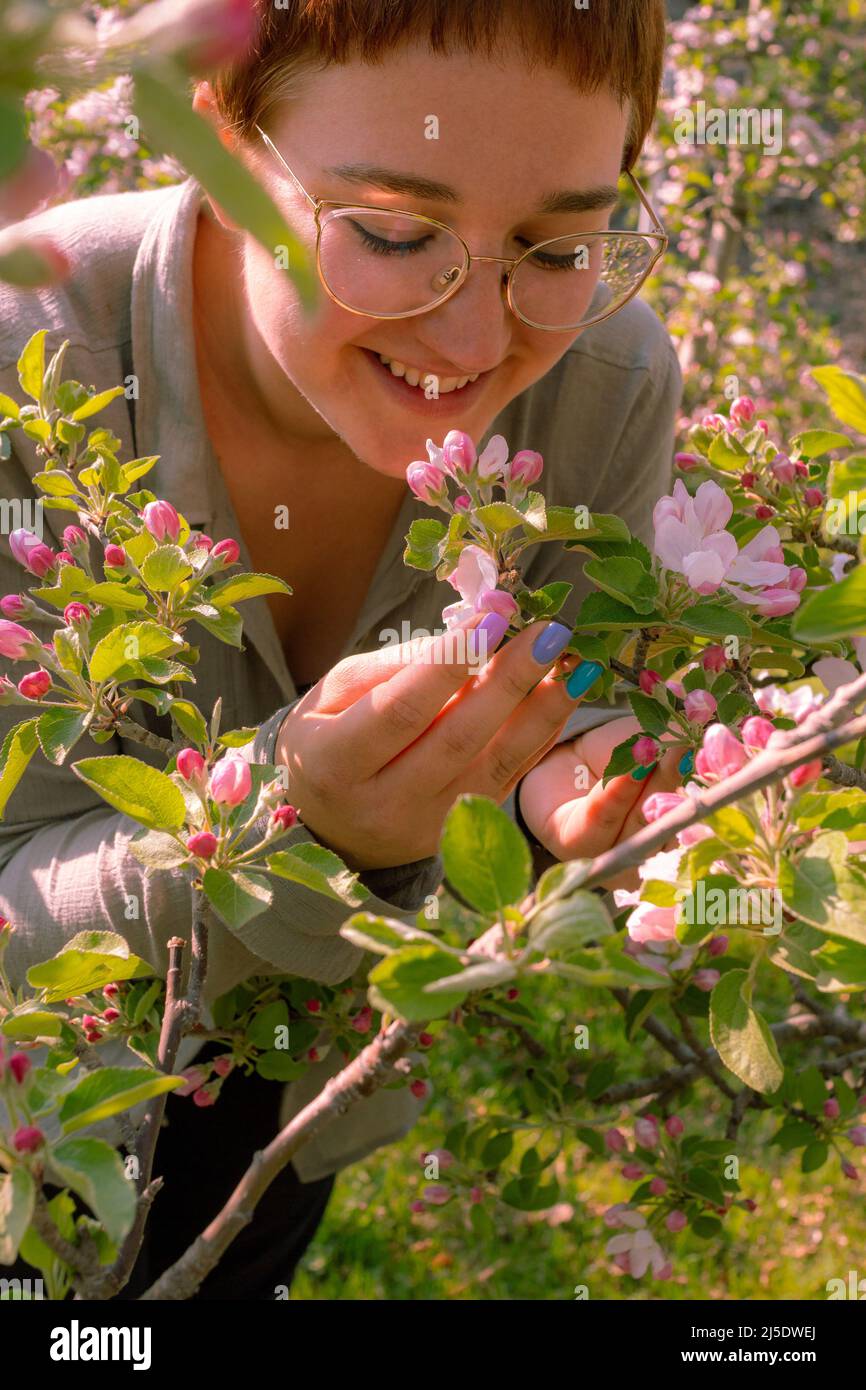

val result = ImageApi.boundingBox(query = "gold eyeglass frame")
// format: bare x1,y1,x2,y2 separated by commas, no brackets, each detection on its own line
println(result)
255,124,668,332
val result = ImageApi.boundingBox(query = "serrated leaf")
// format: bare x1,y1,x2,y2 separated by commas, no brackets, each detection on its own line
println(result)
73,756,186,831
207,571,291,607
27,930,155,1002
202,868,273,927
0,718,39,819
140,544,193,592
36,707,90,766
368,944,469,1022
709,969,783,1093
0,1169,35,1265
267,843,368,906
58,1067,182,1135
50,1137,136,1243
441,794,531,913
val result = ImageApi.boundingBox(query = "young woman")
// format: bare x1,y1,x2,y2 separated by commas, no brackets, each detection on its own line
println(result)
0,0,684,1297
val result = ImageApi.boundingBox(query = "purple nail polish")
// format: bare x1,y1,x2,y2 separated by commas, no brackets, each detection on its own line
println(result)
469,611,509,662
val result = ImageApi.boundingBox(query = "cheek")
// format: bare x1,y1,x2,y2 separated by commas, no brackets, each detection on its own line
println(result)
242,243,356,377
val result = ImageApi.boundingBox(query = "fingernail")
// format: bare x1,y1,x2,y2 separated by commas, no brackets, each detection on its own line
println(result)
565,660,604,699
631,761,657,781
678,751,695,775
469,611,509,662
531,621,573,665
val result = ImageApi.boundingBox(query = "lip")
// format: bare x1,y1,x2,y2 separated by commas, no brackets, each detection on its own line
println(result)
359,347,490,416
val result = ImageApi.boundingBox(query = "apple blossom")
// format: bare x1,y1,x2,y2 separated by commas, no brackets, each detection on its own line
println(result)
270,803,299,832
684,689,717,725
701,645,727,673
639,668,662,694
740,470,756,487
9,529,55,577
730,395,756,424
633,735,661,766
104,544,127,568
665,1210,687,1233
212,538,241,566
410,1079,429,1100
804,487,824,508
824,1098,840,1119
187,830,218,859
142,499,180,543
693,968,721,992
847,1127,866,1147
13,1125,45,1153
442,545,510,628
209,754,252,807
789,759,823,789
649,1177,667,1196
674,452,699,470
0,595,27,618
176,747,206,781
622,1163,644,1180
477,434,509,480
193,1086,217,1108
605,1128,627,1153
634,1115,660,1149
695,723,749,781
9,1052,31,1084
754,503,775,519
605,1209,670,1278
441,429,476,476
350,1006,374,1034
708,936,729,957
62,525,87,551
213,1056,233,1077
508,449,544,488
665,1115,685,1137
741,716,775,749
406,460,446,503
18,669,51,700
63,602,91,626
0,620,38,660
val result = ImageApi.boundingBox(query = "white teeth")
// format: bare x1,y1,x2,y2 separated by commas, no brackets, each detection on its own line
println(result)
377,353,480,392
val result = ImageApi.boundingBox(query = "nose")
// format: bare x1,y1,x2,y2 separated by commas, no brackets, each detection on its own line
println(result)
415,257,514,374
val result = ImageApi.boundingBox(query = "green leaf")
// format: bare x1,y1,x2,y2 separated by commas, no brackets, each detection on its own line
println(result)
216,727,258,748
778,832,866,944
50,1137,136,1243
32,469,79,497
256,1051,307,1082
247,1000,290,1050
475,502,528,534
827,454,866,500
128,828,188,870
207,572,291,607
58,1067,182,1135
705,806,757,851
68,386,125,422
627,691,671,738
708,432,748,470
792,564,866,643
168,699,208,747
547,508,630,544
601,733,640,785
36,707,90,766
501,1177,560,1211
89,621,184,682
202,868,273,928
801,1141,829,1174
811,365,866,434
140,545,193,592
27,931,154,1002
583,556,658,614
792,429,851,459
267,843,369,906
0,719,39,819
679,604,752,639
709,969,783,1094
528,891,614,955
404,517,447,570
0,390,20,420
0,1169,35,1266
573,590,661,631
441,794,531,913
73,756,186,831
422,958,517,996
340,912,450,957
0,1005,63,1039
85,581,148,611
585,1059,617,1100
188,603,243,647
17,329,46,402
368,944,469,1022
134,65,316,308
119,456,159,489
797,1065,827,1114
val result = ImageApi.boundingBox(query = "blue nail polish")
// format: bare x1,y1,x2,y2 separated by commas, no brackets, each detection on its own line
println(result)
631,761,657,781
678,751,695,775
531,621,573,664
565,660,605,699
469,611,509,661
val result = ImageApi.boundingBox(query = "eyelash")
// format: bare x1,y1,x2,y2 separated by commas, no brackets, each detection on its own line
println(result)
351,221,432,257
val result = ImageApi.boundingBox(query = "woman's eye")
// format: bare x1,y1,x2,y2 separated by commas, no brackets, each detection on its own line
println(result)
349,219,433,256
517,239,581,271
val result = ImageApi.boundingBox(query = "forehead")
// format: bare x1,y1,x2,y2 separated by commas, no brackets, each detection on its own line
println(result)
271,43,630,205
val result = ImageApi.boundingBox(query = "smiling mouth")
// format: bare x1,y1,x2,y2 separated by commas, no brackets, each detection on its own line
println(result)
374,352,481,394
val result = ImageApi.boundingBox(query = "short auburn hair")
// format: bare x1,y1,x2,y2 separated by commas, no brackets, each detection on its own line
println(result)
211,0,667,171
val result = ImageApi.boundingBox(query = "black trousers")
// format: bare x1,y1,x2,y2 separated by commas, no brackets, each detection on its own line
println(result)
15,1043,334,1301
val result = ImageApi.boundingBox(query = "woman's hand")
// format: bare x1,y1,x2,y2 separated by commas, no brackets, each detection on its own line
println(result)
275,618,597,870
518,715,684,892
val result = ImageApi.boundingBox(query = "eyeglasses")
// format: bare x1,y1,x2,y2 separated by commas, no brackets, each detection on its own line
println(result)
256,125,668,333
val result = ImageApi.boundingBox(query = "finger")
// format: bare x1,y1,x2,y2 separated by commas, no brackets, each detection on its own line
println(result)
393,624,590,792
617,744,684,844
333,610,514,778
539,770,645,860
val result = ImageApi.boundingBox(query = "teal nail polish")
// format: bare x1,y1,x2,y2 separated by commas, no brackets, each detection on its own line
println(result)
631,762,657,781
565,660,604,699
678,751,695,775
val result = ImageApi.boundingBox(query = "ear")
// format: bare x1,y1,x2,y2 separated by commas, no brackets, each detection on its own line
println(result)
192,82,243,232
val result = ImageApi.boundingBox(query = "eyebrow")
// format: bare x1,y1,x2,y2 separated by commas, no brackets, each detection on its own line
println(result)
322,163,620,214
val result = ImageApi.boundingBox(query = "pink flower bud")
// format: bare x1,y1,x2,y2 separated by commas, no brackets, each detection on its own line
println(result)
187,830,218,859
789,759,822,790
192,532,213,552
702,414,726,432
142,499,180,544
193,1085,217,1107
418,1032,434,1047
305,998,321,1013
477,588,519,620
795,460,809,478
701,645,727,673
740,470,757,488
453,493,472,512
675,452,699,471
9,529,55,577
62,526,87,550
406,460,446,503
350,1006,374,1034
0,595,27,618
213,1055,233,1077
410,1079,429,1100
649,1177,667,1196
684,689,717,726
424,1148,456,1171
743,1198,757,1212
634,1116,660,1149
176,748,206,781
707,935,729,957
847,1126,866,1147
212,538,240,566
84,1028,102,1043
442,429,477,476
209,754,252,807
622,1163,644,1180
177,1066,210,1096
103,982,119,999
730,395,755,425
638,668,661,695
741,716,775,750
633,735,660,766
81,1015,98,1029
693,968,720,992
665,1115,685,1137
477,435,509,480
55,552,74,567
0,620,37,660
424,1184,451,1205
842,1159,858,1181
755,503,776,520
770,454,795,485
824,1098,840,1119
63,602,91,626
666,679,686,700
604,1128,627,1153
410,1199,427,1214
307,1047,320,1063
756,420,770,435
104,544,127,568
642,791,684,823
9,1052,31,1084
17,668,51,700
102,1007,121,1023
270,803,299,832
665,1209,687,1233
508,449,544,487
695,723,747,781
13,1124,44,1153
804,487,824,509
